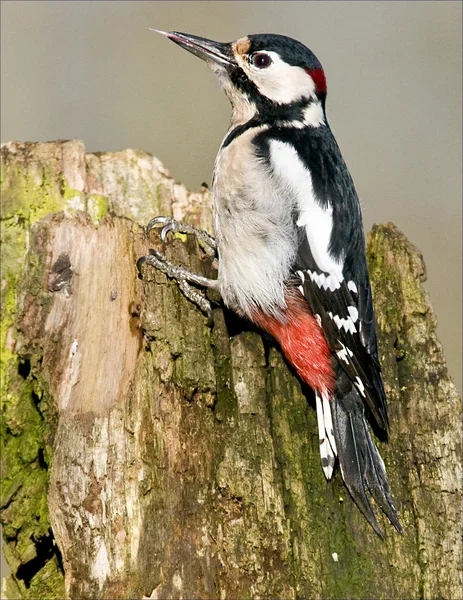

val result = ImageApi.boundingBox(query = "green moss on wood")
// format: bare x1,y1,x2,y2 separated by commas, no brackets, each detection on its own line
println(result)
211,312,238,423
1,155,66,597
2,144,459,597
26,556,64,599
86,193,110,223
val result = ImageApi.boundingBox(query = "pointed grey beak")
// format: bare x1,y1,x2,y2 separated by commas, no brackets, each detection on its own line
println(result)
150,29,234,66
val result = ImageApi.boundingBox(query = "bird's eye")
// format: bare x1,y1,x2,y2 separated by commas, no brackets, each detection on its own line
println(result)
251,53,272,69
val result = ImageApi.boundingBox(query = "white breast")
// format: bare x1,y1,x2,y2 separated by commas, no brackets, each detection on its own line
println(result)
213,128,297,319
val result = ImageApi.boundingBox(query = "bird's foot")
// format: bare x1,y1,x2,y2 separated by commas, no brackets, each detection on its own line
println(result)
147,216,217,257
137,218,219,327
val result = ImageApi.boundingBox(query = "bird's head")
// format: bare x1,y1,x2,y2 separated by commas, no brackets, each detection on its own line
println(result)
153,30,327,127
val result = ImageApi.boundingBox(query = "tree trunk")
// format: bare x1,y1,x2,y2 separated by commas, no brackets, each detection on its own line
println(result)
1,140,461,599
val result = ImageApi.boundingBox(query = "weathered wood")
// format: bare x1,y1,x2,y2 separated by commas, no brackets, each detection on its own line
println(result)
1,140,461,599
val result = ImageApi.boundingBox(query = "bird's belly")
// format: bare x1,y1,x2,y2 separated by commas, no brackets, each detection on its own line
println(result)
213,204,296,319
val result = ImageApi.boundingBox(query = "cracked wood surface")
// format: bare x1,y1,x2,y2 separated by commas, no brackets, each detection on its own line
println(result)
1,140,461,599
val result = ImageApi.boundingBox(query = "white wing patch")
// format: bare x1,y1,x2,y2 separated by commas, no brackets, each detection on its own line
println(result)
347,306,359,322
269,140,344,280
316,390,337,480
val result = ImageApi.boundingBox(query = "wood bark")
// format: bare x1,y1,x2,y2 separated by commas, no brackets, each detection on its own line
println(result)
1,140,461,599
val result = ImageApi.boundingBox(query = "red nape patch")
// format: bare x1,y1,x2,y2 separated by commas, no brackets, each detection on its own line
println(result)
251,295,334,394
305,67,327,95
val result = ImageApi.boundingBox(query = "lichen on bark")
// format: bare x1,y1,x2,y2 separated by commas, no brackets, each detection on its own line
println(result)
1,141,461,599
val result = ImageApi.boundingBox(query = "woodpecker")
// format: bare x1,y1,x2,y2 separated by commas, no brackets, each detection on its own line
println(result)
139,31,402,537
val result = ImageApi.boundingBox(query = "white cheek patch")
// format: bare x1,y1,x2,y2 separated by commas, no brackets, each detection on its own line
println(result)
241,51,316,105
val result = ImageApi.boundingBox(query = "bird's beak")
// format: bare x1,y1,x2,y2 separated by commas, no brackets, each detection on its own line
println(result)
150,29,234,67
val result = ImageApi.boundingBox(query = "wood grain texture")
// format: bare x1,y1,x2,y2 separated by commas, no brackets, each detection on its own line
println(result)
1,140,461,599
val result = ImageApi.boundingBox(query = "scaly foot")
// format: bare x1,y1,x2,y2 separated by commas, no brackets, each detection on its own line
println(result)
137,218,219,327
147,216,217,257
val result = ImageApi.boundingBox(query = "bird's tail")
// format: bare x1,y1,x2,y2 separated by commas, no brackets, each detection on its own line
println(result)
317,373,402,537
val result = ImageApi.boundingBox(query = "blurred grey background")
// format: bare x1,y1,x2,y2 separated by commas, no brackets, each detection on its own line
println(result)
1,1,462,376
1,0,462,581
1,3,461,384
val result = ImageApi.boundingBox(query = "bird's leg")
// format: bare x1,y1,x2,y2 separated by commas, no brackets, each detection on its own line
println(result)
137,216,219,327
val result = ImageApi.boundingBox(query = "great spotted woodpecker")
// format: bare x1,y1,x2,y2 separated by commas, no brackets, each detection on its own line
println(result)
138,31,402,537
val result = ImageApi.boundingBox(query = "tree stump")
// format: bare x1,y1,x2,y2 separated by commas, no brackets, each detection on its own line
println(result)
1,140,461,599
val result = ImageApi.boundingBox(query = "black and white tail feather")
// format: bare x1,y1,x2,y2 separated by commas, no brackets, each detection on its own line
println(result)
316,368,402,537
294,195,402,535
315,389,337,480
330,368,402,537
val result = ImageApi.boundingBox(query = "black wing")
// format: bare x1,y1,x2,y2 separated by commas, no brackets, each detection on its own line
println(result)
294,232,388,432
254,123,399,534
287,126,388,433
254,124,389,432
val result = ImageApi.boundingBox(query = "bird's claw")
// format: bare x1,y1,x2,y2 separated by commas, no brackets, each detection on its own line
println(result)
136,248,166,275
160,223,175,242
146,216,173,240
138,225,219,327
146,216,217,256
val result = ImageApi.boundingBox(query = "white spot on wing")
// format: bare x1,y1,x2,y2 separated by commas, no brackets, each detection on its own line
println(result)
333,314,343,330
348,318,357,334
329,312,357,334
355,376,366,398
337,347,349,363
327,274,341,291
308,269,341,291
347,280,358,294
348,306,359,322
336,341,354,364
